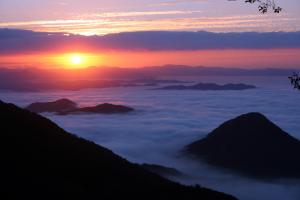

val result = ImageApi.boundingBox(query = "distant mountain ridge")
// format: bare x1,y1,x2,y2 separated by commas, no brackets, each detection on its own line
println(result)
26,99,134,115
185,112,300,179
154,82,256,91
26,99,78,113
58,103,134,115
0,66,295,91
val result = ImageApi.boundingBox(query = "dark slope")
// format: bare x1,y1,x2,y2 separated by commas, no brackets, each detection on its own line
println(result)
155,83,256,91
58,103,134,115
0,101,236,199
26,98,77,113
141,164,184,178
185,113,300,179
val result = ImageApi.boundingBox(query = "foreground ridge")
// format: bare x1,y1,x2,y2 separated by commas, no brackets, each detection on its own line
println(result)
0,100,236,199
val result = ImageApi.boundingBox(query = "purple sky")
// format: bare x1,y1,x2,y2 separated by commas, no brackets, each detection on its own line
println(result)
0,0,300,35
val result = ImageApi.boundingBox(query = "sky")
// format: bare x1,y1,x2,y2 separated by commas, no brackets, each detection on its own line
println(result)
0,0,300,69
1,0,300,35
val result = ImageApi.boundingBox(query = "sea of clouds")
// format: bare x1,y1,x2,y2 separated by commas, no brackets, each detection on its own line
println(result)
1,75,300,200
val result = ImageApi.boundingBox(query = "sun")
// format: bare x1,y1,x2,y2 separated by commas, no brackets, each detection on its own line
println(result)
71,55,82,65
58,53,101,69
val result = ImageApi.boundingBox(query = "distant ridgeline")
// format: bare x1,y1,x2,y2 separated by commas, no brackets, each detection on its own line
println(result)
26,99,134,115
154,82,256,91
0,66,294,92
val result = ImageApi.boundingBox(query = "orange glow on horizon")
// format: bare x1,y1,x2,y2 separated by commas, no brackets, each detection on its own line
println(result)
59,53,101,69
0,49,300,69
56,53,98,69
12,52,104,69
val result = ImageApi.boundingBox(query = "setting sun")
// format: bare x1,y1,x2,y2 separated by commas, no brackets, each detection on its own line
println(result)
71,55,82,65
54,53,103,69
61,53,100,69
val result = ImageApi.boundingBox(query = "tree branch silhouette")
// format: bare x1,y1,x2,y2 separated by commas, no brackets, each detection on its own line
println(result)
289,73,300,90
231,0,282,13
233,1,292,89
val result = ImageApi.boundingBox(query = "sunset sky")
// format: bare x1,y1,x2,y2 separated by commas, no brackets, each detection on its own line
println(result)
0,0,300,69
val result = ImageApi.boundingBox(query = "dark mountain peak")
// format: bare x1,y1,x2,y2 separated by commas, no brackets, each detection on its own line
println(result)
227,112,269,122
185,112,300,179
54,98,76,104
154,82,256,91
0,100,236,199
236,112,265,118
86,103,134,113
58,103,134,115
26,99,134,115
206,112,294,141
99,103,118,107
26,98,77,113
95,103,133,111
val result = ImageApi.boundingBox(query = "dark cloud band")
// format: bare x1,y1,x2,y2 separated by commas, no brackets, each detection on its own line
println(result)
0,29,300,53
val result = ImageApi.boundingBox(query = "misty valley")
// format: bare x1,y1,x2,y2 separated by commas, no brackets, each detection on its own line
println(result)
1,0,300,199
1,74,300,200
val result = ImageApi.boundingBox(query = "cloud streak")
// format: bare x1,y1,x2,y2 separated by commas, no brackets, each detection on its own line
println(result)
1,11,299,35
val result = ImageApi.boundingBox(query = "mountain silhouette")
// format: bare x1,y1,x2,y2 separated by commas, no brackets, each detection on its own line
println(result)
185,113,300,179
26,98,77,113
26,99,134,115
58,103,134,115
141,164,184,178
154,82,256,91
0,66,293,92
0,101,236,199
